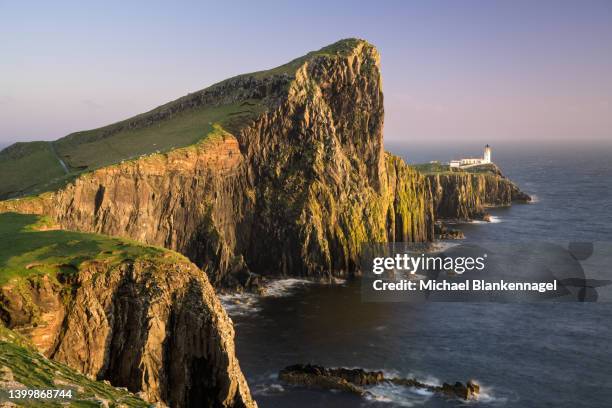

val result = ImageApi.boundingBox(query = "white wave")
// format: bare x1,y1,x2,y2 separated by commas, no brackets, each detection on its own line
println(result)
471,216,502,224
219,292,261,317
411,388,434,397
365,379,501,407
488,216,503,223
528,194,539,203
220,278,314,317
430,241,460,253
365,392,394,403
419,374,442,387
263,278,314,297
365,383,429,407
253,383,285,396
469,384,507,405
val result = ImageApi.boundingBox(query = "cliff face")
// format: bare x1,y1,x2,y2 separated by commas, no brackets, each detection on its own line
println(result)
427,168,530,220
0,39,434,285
1,323,150,407
236,44,433,278
1,256,255,408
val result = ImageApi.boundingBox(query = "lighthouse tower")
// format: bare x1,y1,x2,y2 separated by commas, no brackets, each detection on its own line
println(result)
483,144,492,163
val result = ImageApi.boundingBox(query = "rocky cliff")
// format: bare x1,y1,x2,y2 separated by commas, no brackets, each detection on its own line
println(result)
0,39,434,286
1,323,150,407
0,214,255,408
426,165,530,220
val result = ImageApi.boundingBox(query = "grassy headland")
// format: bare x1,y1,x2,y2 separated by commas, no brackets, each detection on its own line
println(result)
0,38,368,200
0,212,182,286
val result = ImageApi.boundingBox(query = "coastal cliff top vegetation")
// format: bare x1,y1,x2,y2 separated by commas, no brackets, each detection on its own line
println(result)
414,162,501,176
0,212,184,286
0,38,373,200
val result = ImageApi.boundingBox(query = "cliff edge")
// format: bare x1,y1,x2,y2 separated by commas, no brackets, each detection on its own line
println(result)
0,39,434,286
415,163,531,220
0,213,255,408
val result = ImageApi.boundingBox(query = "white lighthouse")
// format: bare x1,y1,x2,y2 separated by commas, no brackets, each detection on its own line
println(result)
449,144,493,168
483,144,492,163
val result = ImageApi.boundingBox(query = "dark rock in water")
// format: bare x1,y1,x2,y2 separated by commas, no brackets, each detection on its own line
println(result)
512,189,531,203
279,364,479,400
223,255,266,294
278,364,367,396
440,380,480,400
327,367,384,386
434,222,465,239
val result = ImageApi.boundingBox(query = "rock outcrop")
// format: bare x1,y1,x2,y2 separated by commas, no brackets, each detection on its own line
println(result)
0,256,256,408
279,364,480,400
427,165,530,220
0,39,434,286
1,323,151,407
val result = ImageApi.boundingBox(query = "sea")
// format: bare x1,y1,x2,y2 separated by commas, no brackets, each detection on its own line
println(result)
223,143,612,408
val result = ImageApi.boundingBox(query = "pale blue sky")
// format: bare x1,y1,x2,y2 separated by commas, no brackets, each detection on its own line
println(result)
1,0,611,147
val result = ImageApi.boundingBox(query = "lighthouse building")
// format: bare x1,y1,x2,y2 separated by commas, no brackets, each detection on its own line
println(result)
449,145,492,168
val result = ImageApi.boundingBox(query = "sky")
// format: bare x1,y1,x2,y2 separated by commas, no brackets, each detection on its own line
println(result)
1,0,611,149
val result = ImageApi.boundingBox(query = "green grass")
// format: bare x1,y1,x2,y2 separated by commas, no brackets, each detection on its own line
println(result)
412,162,455,175
0,324,149,407
55,100,265,170
0,142,68,199
0,214,187,405
0,38,371,200
462,163,500,175
0,212,180,286
412,162,500,176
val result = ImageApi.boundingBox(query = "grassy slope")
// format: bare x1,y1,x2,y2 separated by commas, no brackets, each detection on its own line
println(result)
0,212,183,286
54,100,265,170
0,38,366,200
0,142,68,197
413,162,500,176
412,162,454,175
0,324,148,407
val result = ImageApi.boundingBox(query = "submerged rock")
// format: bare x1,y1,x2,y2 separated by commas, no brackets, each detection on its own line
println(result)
279,364,479,400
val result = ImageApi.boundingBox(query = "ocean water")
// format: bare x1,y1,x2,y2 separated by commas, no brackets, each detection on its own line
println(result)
227,144,612,408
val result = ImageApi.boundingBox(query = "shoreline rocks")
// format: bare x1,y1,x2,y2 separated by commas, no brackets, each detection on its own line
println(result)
434,222,465,240
279,364,480,401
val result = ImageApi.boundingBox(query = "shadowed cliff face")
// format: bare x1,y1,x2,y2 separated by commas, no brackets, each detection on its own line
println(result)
236,43,433,278
0,258,256,408
0,40,434,285
427,169,531,220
